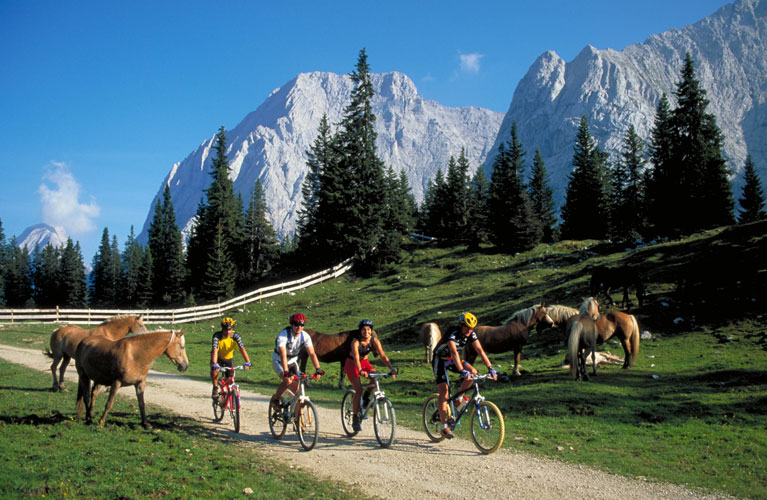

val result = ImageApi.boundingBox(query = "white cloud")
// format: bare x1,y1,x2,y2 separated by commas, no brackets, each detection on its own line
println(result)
459,52,484,73
38,162,100,235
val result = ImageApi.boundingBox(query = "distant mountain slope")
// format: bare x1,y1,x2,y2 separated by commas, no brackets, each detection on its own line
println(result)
16,223,67,251
487,0,767,211
139,71,503,243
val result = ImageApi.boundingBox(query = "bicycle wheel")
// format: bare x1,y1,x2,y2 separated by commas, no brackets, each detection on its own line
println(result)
297,400,319,451
268,398,287,440
230,391,240,433
422,393,449,442
470,400,505,454
373,397,396,448
340,390,358,437
212,391,225,422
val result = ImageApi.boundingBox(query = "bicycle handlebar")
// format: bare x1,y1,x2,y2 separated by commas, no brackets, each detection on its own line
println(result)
369,371,396,379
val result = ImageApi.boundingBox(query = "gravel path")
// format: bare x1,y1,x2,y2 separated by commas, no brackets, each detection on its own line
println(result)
1,345,732,500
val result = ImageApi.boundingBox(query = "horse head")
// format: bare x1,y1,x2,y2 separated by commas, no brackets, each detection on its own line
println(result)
130,315,148,335
164,330,189,372
533,303,554,328
579,297,600,321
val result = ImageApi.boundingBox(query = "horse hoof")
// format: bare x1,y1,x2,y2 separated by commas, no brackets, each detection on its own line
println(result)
60,387,68,393
143,423,153,430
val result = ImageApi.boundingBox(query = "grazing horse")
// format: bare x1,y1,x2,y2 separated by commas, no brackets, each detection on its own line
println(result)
536,304,579,336
418,322,440,363
75,329,188,429
298,328,357,388
590,265,645,308
464,304,553,376
44,315,148,392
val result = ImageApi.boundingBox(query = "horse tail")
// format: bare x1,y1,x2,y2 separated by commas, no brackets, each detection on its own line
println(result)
43,347,54,359
628,315,640,367
567,321,582,379
419,323,440,363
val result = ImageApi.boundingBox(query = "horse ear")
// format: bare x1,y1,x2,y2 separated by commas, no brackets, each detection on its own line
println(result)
178,329,185,336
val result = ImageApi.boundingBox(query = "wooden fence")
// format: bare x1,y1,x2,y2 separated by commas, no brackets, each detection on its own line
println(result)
0,258,354,325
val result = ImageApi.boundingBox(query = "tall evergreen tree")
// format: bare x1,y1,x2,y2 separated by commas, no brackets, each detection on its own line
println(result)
371,166,416,267
121,226,144,307
202,222,236,301
560,116,611,240
58,239,87,307
737,154,767,223
0,219,7,305
297,114,334,254
611,125,647,242
148,185,186,305
136,246,154,308
468,166,491,249
645,94,676,237
90,228,116,307
488,122,541,252
3,238,32,307
186,127,243,293
528,148,558,243
32,244,61,307
242,179,280,283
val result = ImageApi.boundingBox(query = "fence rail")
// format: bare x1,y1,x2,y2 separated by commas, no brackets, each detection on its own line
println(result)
0,258,354,325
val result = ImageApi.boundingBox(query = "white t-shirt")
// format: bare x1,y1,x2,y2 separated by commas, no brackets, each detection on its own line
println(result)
274,327,313,360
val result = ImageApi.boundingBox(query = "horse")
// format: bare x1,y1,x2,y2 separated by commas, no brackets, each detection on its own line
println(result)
536,304,579,336
418,322,440,363
589,265,646,309
75,329,188,429
594,311,640,369
567,316,600,381
44,314,148,392
463,304,553,376
298,328,357,389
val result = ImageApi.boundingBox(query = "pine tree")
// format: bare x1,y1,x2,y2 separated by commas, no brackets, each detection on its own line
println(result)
242,179,280,283
90,228,115,307
738,154,767,223
121,226,144,307
468,166,491,250
488,122,541,252
58,239,86,308
149,185,186,305
419,169,449,238
186,127,243,292
611,125,647,242
371,166,416,268
136,246,154,308
3,238,32,307
32,244,61,307
528,148,558,243
202,222,236,301
0,219,6,305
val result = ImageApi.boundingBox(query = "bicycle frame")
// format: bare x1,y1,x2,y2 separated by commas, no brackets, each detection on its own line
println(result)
360,372,390,417
446,374,490,428
218,366,243,410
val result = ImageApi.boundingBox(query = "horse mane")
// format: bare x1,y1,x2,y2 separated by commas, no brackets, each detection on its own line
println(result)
547,305,579,324
99,314,134,325
504,306,533,325
579,297,599,319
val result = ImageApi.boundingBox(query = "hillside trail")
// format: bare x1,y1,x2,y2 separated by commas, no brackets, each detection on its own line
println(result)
0,345,731,500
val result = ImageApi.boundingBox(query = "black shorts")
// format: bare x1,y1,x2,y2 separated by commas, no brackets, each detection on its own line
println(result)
432,357,461,385
214,358,234,374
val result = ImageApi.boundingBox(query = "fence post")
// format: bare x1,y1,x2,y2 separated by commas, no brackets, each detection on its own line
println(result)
56,305,60,323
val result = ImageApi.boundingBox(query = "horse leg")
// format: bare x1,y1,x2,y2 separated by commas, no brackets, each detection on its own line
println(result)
620,338,632,369
90,384,104,422
75,373,90,422
337,360,345,390
621,287,632,309
98,381,122,428
50,354,61,392
514,351,522,376
590,348,598,377
57,355,71,392
135,381,152,430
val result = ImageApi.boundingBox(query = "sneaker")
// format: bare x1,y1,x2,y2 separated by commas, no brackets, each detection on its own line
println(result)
441,427,454,439
352,413,362,432
211,386,219,398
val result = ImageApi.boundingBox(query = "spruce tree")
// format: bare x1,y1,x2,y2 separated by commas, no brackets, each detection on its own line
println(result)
488,122,541,252
528,148,558,243
58,239,87,308
121,226,144,307
90,228,115,307
298,114,334,254
419,169,449,238
136,246,154,308
202,222,236,301
560,116,611,240
738,154,767,223
242,179,279,283
186,127,243,292
611,125,647,242
468,166,491,250
148,185,186,305
3,238,32,307
32,244,61,307
371,166,416,267
443,151,472,242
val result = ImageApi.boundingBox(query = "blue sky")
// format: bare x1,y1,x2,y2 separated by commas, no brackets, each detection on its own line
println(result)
0,0,729,262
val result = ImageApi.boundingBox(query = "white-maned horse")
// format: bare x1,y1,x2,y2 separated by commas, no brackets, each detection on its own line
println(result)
418,322,440,363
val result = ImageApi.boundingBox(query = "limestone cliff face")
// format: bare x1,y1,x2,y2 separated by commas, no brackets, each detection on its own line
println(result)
487,0,767,210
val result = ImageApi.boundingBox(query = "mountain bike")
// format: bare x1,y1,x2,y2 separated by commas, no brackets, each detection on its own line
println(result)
422,373,505,454
268,373,320,451
212,365,245,433
340,371,396,448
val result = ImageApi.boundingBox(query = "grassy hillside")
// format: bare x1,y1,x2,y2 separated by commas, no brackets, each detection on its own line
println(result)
2,220,765,498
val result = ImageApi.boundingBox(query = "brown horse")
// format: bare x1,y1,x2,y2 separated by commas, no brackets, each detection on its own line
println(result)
418,322,440,363
590,265,645,308
75,329,188,429
44,315,148,392
464,304,553,376
594,311,640,369
298,328,358,388
567,316,600,381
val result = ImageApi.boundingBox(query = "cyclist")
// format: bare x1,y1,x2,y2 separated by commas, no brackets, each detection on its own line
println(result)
345,319,397,432
432,312,497,439
270,313,324,404
210,317,251,398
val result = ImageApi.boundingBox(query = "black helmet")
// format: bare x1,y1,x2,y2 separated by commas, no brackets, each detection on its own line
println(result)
358,319,374,330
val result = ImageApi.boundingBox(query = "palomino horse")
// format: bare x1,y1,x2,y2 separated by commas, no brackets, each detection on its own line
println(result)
535,304,579,336
567,296,602,381
44,315,147,392
418,322,440,363
463,304,553,376
589,265,646,308
298,328,358,389
75,329,188,429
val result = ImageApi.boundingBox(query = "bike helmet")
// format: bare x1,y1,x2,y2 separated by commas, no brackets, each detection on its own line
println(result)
458,312,478,328
289,313,307,326
358,319,374,330
221,317,236,329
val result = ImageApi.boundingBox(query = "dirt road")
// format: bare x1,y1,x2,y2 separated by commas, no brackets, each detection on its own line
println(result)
0,345,730,500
